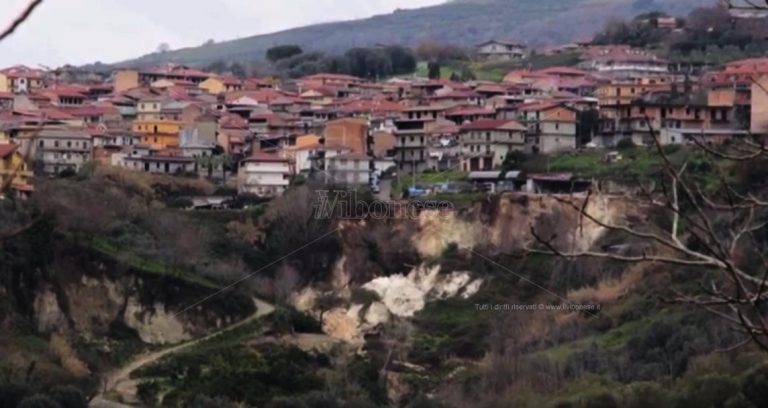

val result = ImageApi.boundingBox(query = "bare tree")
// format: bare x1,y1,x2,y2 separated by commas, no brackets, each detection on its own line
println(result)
0,0,44,43
528,120,768,352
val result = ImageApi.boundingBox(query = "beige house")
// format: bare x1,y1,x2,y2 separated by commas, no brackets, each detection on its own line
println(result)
199,76,244,94
19,128,93,175
238,152,293,197
519,103,579,154
752,75,768,134
476,40,527,61
114,70,140,93
326,152,371,186
459,119,526,172
0,65,45,94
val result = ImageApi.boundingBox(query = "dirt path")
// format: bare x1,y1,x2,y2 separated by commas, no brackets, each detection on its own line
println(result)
90,298,275,407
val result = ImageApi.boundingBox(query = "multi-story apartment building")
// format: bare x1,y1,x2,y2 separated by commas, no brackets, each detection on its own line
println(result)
394,117,431,174
476,40,527,61
459,119,527,171
752,75,768,135
0,65,45,94
238,152,293,197
136,97,166,121
0,143,33,196
597,76,673,106
326,152,371,186
132,119,183,149
19,128,92,175
597,100,735,147
519,103,579,154
581,46,668,78
394,105,448,173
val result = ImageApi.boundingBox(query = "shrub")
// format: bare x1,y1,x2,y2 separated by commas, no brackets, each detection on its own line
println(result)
620,382,674,408
679,374,740,408
579,391,618,408
136,381,160,406
405,394,447,408
724,394,755,408
166,197,194,209
741,364,768,408
0,384,33,408
49,386,87,408
18,394,62,408
616,138,636,150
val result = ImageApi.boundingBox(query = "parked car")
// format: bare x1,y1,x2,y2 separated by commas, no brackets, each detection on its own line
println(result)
408,185,428,198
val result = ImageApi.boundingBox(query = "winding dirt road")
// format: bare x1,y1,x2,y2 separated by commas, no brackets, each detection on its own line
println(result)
90,298,275,407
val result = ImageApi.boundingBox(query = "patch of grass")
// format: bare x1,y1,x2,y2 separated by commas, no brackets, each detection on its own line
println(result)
471,53,583,81
91,236,220,290
540,305,683,364
522,146,732,187
393,171,468,198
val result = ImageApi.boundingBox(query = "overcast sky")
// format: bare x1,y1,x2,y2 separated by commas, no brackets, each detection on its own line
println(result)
0,0,445,68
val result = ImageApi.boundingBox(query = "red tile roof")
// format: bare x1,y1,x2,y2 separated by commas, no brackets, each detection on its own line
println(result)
0,143,19,159
460,119,526,131
446,106,496,116
0,65,44,79
242,152,289,163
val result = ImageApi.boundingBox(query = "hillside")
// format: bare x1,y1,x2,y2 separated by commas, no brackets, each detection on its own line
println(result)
115,0,705,68
4,152,768,406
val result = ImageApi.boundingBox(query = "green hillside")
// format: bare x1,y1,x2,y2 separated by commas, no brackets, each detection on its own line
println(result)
113,0,705,68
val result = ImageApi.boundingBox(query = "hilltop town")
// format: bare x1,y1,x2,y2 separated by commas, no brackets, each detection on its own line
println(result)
1,14,767,201
6,3,768,408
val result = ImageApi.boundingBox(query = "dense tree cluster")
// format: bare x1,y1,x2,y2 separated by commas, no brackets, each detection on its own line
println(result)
266,44,417,79
593,5,768,59
266,45,304,63
203,60,247,78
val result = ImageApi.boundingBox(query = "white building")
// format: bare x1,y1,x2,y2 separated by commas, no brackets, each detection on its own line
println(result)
238,152,293,197
326,153,371,186
19,128,92,175
459,119,527,172
476,40,527,61
580,46,668,78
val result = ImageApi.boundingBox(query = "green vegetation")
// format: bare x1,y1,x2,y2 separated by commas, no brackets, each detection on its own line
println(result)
266,45,304,63
520,145,733,188
272,45,417,79
116,0,700,68
392,170,467,198
594,5,768,65
134,343,327,407
414,52,583,82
